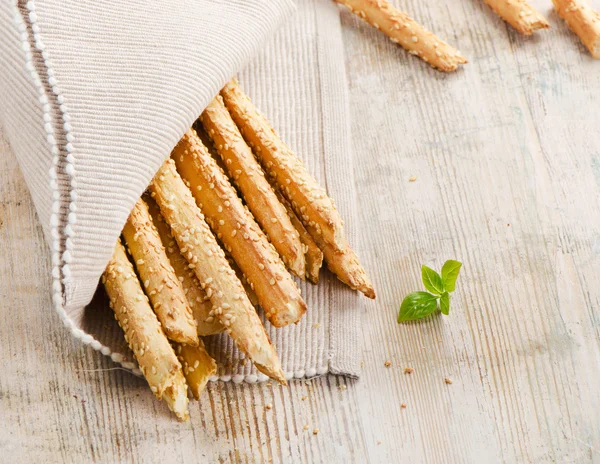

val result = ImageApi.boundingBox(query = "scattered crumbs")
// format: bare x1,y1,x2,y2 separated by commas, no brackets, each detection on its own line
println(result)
384,361,392,368
265,403,272,410
401,403,407,409
338,384,347,391
409,176,417,182
73,395,78,400
404,367,414,374
303,425,309,431
313,323,321,329
313,428,320,435
507,223,511,227
377,441,382,445
444,377,453,385
301,396,307,401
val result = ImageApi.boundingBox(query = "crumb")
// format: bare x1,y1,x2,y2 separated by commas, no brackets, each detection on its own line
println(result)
313,323,320,329
301,396,307,401
303,425,309,431
265,403,272,410
401,403,407,409
338,384,347,391
404,367,414,374
507,223,510,227
444,377,453,385
377,441,382,445
313,428,319,435
384,361,392,368
409,176,417,182
73,395,78,400
360,360,364,367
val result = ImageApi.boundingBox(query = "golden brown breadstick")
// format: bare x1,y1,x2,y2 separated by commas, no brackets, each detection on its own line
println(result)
221,79,345,252
274,189,323,284
122,198,198,346
102,240,189,420
172,129,307,328
200,96,306,279
483,0,549,35
146,195,224,336
335,0,467,72
149,159,286,384
312,231,375,299
553,0,600,57
175,341,217,400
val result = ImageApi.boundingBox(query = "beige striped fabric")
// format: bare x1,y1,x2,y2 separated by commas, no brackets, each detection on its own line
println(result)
0,0,365,381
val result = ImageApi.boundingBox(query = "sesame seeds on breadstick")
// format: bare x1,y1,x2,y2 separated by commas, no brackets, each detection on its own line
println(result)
553,0,600,58
122,198,199,346
149,159,286,384
200,95,306,280
172,129,307,328
175,340,217,400
146,195,224,337
335,0,467,72
221,79,346,252
274,189,323,284
483,0,549,35
103,240,189,421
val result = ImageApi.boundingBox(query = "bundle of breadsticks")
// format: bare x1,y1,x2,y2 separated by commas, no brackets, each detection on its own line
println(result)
101,79,375,420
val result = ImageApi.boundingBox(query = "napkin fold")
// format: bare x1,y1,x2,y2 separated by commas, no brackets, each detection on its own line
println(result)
0,0,364,381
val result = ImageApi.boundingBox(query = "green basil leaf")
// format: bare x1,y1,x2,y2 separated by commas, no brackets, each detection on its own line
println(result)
440,292,450,315
398,292,439,322
421,265,444,295
441,260,462,292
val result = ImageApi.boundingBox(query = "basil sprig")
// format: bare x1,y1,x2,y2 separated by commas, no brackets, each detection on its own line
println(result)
398,260,462,323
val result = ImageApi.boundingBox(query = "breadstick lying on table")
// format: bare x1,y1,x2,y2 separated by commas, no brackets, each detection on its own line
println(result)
335,0,467,72
103,240,189,420
149,159,286,384
173,129,307,328
175,341,217,400
221,79,345,252
122,198,198,346
273,189,323,284
146,195,224,336
483,0,549,35
200,96,306,279
553,0,600,58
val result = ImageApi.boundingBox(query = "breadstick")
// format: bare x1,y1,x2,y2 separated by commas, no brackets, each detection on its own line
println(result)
483,0,549,35
149,159,286,384
308,228,376,299
553,0,600,58
102,240,189,420
274,189,323,284
200,96,306,279
335,0,467,72
221,79,346,252
172,129,307,328
122,198,198,346
146,195,224,336
175,341,217,400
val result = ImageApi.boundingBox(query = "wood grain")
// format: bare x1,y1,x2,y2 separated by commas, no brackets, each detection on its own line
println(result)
1,0,600,461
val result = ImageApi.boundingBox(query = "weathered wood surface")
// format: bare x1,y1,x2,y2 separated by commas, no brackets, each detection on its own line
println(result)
1,0,600,462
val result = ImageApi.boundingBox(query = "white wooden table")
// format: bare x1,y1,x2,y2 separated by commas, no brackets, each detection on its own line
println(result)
2,1,600,462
